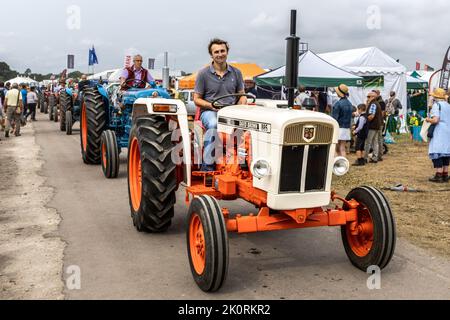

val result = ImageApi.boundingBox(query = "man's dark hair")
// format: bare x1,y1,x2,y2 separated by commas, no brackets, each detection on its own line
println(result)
208,38,229,55
298,85,306,93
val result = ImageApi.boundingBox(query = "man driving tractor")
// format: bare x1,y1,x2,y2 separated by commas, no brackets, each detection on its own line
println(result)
194,38,247,171
119,54,154,89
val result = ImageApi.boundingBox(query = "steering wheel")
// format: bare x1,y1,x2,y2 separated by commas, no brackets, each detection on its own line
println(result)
121,78,147,90
211,93,256,109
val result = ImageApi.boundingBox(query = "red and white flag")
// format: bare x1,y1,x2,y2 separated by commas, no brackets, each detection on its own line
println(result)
415,61,421,70
124,55,132,68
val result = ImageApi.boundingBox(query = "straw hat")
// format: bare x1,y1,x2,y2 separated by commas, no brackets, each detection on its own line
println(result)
430,88,447,100
335,84,349,98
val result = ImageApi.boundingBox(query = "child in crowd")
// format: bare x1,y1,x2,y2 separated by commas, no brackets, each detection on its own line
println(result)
352,104,369,166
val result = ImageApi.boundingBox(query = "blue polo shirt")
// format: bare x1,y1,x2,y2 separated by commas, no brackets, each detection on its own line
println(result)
194,63,244,111
21,89,27,105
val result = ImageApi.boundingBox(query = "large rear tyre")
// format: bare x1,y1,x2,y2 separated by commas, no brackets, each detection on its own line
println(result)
187,195,229,292
128,116,176,232
101,130,119,179
66,111,73,135
60,91,71,131
341,186,396,271
39,94,45,113
53,106,59,123
49,96,55,120
80,88,107,164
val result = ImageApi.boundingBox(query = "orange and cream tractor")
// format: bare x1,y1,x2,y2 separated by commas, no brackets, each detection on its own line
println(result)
126,10,396,292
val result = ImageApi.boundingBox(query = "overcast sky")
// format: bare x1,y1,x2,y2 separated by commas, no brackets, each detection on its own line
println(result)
0,0,449,75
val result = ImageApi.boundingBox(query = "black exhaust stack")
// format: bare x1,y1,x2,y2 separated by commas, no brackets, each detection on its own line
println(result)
285,10,300,109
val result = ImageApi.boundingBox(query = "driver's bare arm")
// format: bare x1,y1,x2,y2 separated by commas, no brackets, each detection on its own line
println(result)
119,77,127,90
237,89,248,105
194,93,217,111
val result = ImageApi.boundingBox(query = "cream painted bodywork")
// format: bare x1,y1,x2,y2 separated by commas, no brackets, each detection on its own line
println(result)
135,98,340,211
218,100,340,210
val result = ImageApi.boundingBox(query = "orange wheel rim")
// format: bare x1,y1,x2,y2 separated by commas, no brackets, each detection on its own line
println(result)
102,141,107,168
346,205,374,257
129,138,142,212
189,213,206,275
81,103,87,152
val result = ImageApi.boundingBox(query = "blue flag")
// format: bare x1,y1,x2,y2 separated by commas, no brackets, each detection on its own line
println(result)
88,46,99,66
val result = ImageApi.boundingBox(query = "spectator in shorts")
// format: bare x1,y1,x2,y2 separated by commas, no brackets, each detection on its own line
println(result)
352,104,369,166
426,88,450,182
331,84,353,157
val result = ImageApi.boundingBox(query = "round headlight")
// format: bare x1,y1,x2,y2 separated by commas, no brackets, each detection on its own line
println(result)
333,156,350,176
251,159,271,179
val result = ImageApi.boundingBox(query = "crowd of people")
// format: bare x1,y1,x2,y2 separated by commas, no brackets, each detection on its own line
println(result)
0,81,42,139
291,84,405,166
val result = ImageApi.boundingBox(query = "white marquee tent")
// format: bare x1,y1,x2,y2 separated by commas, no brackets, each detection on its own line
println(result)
6,76,39,86
319,47,407,116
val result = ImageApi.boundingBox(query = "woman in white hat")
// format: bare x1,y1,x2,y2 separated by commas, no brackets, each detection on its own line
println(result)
425,88,450,182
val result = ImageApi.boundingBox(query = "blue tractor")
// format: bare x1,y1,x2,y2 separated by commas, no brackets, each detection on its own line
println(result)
59,87,80,135
80,79,170,178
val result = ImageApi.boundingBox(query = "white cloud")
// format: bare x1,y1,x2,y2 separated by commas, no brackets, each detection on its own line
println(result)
249,12,278,29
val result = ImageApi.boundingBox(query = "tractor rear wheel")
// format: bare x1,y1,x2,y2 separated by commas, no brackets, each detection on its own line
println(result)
80,88,107,164
60,91,72,131
39,94,45,113
49,96,55,120
53,105,59,122
101,130,119,179
341,186,396,271
187,195,229,292
66,110,73,135
128,116,176,232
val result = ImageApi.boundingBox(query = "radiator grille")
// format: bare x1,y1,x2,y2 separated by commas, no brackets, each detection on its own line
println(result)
284,123,334,145
279,145,304,193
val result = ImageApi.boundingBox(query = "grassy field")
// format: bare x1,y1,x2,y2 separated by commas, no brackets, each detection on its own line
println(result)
332,134,450,258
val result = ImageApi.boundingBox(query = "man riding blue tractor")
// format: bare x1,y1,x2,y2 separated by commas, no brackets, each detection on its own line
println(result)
80,54,170,178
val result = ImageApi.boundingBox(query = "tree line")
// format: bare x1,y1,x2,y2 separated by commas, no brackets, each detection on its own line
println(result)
0,61,82,83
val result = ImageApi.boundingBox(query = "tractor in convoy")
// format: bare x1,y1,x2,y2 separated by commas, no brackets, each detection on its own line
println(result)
80,79,170,178
125,10,396,292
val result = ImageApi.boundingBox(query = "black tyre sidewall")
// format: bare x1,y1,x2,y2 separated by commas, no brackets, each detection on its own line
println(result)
187,196,228,292
66,111,72,135
341,186,395,270
101,130,119,179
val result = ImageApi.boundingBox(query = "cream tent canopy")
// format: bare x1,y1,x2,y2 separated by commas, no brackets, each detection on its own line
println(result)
6,76,39,86
319,47,408,120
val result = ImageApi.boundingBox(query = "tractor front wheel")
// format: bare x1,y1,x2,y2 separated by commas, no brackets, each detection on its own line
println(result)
101,130,119,179
128,116,177,232
187,195,229,292
341,186,396,271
